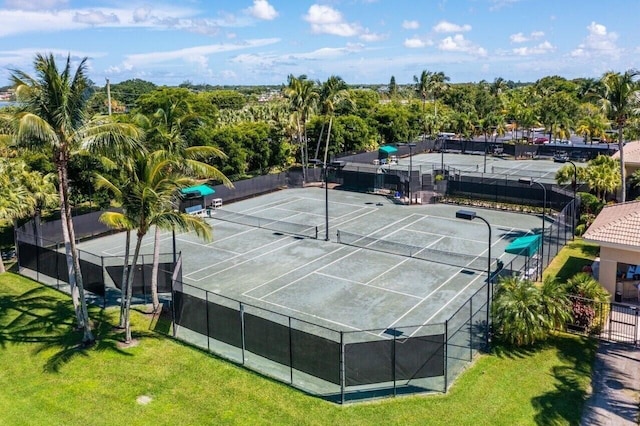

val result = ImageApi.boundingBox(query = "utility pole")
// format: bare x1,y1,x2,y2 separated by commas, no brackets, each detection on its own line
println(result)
106,78,112,116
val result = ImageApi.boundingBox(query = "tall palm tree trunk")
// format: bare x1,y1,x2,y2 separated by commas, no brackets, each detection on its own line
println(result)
119,230,131,328
61,162,94,343
618,127,626,202
57,159,83,327
314,121,326,161
151,225,161,312
124,233,144,343
323,117,334,166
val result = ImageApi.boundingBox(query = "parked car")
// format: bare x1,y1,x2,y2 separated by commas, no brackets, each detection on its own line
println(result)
553,153,569,163
533,137,548,144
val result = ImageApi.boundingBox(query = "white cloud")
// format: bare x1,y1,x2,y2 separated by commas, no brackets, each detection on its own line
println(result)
438,34,487,56
489,0,522,11
5,0,68,10
402,20,419,30
510,32,527,43
571,21,620,58
359,30,386,42
433,20,471,33
122,38,280,68
73,10,119,25
304,4,360,37
404,37,430,48
512,41,555,55
510,30,544,43
244,0,278,21
132,7,150,23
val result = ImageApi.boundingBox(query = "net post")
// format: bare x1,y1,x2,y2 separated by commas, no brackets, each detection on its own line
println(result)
315,226,318,240
336,230,341,244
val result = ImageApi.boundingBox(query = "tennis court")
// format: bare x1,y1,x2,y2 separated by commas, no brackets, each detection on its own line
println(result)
78,187,541,334
394,152,584,183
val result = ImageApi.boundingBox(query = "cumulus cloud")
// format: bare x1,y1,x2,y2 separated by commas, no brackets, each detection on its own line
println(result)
433,20,471,33
244,0,278,21
360,30,387,42
402,20,419,30
304,4,360,37
512,41,555,55
438,34,487,56
404,37,430,48
571,21,620,58
510,30,544,43
73,10,119,25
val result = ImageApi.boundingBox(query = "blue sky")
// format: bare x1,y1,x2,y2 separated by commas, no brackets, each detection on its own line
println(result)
0,0,638,87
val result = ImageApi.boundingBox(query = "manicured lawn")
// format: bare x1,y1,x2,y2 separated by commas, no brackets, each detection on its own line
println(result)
0,273,596,425
544,237,599,282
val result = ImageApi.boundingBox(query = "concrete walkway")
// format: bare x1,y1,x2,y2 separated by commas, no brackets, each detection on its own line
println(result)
581,342,640,425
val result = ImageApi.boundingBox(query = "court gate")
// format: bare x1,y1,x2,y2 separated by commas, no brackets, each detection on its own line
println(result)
566,295,639,346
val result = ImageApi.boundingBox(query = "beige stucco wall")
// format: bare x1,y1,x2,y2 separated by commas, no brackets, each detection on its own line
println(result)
598,245,640,298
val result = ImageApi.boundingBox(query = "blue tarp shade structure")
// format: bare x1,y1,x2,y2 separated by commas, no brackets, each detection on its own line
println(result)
180,184,216,197
378,145,398,158
505,234,541,257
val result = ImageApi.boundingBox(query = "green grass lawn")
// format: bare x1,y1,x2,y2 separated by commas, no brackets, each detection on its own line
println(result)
544,237,599,282
0,272,596,425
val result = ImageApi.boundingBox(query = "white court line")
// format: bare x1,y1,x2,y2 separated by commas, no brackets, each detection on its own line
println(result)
297,195,382,209
184,236,292,279
322,271,423,300
242,245,350,297
189,239,303,282
238,197,303,214
176,237,241,255
242,294,367,333
256,245,368,300
382,225,513,337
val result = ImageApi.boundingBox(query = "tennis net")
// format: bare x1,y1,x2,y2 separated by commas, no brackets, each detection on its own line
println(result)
213,209,318,239
336,230,496,272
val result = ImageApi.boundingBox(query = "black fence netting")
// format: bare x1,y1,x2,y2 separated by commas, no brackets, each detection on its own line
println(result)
171,281,462,403
336,230,496,272
213,209,318,239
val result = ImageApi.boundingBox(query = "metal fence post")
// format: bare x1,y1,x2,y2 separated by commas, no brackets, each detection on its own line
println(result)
340,331,345,404
289,316,293,384
469,298,473,360
443,320,450,393
392,331,397,397
205,291,210,352
240,302,246,365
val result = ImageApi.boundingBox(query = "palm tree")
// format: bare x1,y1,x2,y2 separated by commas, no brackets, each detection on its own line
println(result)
318,76,353,165
414,70,431,141
595,70,640,202
9,53,143,343
492,276,546,346
284,75,317,182
98,153,212,343
141,100,231,312
585,155,620,201
539,276,571,330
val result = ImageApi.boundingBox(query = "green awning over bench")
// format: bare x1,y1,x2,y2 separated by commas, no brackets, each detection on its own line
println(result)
180,184,215,197
378,145,398,155
505,234,541,257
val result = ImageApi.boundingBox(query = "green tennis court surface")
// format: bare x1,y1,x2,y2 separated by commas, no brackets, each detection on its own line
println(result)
77,187,542,335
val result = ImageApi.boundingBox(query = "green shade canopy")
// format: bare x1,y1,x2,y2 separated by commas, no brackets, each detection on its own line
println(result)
180,184,215,197
505,234,541,257
378,145,398,155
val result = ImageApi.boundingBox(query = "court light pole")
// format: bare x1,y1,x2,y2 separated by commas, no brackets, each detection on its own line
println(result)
519,178,546,279
455,209,492,349
567,160,578,240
